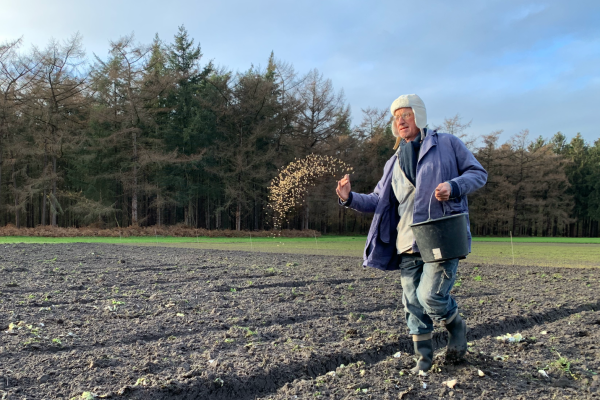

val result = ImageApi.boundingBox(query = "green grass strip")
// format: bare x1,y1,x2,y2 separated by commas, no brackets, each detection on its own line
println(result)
0,235,367,244
0,235,598,268
472,236,600,244
0,235,598,244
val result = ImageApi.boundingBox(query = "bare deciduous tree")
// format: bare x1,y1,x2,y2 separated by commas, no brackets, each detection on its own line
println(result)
294,69,351,150
27,34,88,226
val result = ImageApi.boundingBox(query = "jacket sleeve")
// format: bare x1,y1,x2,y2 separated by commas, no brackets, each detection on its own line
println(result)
448,137,487,196
339,157,394,214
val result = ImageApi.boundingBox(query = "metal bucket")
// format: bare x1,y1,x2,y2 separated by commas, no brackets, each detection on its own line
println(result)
410,189,469,263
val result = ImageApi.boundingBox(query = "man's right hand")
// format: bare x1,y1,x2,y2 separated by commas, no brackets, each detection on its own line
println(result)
336,174,351,201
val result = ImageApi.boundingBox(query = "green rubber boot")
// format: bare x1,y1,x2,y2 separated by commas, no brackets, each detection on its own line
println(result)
410,338,433,374
445,313,467,362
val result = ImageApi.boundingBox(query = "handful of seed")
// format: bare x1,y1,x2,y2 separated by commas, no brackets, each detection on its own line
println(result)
268,154,353,229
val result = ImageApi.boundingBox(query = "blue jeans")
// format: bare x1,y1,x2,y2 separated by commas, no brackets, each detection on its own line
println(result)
399,254,459,335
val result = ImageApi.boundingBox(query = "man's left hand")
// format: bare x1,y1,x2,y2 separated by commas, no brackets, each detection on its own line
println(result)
435,182,452,202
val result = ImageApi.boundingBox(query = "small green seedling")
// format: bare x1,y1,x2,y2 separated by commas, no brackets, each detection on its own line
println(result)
549,352,575,376
134,377,147,386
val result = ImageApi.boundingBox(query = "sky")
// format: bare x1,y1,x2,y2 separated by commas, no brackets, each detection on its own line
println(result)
1,0,598,145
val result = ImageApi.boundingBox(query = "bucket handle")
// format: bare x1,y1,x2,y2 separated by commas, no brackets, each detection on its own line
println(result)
427,187,446,221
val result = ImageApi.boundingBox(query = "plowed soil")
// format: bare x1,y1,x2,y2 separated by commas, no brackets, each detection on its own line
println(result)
0,243,599,400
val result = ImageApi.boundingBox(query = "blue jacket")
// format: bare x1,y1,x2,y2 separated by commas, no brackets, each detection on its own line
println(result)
343,130,487,271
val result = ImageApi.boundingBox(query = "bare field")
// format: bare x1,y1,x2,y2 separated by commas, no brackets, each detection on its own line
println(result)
1,243,599,399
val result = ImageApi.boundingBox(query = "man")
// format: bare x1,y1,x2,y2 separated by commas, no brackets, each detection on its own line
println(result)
336,94,487,373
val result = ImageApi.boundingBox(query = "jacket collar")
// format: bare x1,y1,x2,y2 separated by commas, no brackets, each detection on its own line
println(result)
418,128,437,163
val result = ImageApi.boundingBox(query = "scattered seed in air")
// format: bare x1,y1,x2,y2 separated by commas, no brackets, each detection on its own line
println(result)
267,154,353,229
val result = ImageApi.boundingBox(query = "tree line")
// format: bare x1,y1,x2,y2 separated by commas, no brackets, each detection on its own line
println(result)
1,27,598,236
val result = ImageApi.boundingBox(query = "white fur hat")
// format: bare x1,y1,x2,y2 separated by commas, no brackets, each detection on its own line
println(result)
390,94,427,137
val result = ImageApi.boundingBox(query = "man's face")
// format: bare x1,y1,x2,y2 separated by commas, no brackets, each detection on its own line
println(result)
394,107,420,142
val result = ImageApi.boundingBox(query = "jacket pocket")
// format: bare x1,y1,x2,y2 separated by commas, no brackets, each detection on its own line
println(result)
378,208,390,243
443,197,467,215
367,214,379,240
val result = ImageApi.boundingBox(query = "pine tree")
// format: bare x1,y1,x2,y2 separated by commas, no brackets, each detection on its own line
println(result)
162,25,212,226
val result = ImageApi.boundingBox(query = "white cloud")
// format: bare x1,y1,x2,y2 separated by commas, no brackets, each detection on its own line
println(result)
1,0,598,144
